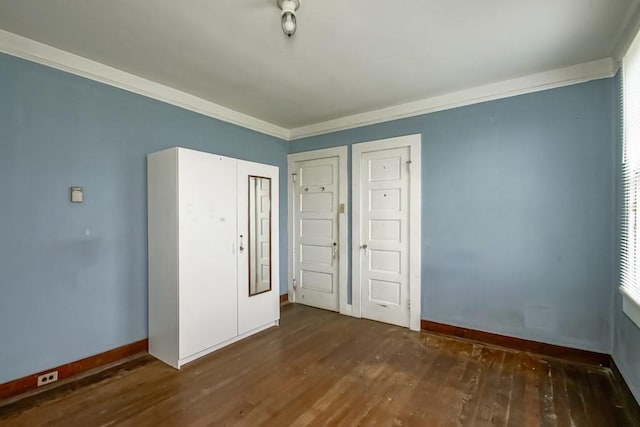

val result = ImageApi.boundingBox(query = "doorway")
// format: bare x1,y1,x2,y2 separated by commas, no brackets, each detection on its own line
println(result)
287,147,348,314
352,135,421,331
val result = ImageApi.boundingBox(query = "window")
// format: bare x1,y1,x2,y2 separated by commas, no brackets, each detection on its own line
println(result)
621,28,640,328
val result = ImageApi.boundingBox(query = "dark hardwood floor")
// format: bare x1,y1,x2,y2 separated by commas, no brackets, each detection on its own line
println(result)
1,304,638,426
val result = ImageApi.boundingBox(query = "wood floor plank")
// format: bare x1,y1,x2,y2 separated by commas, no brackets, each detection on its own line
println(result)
472,348,507,425
524,355,548,427
562,362,592,427
1,304,636,427
538,360,558,427
505,352,527,427
490,349,517,426
548,359,573,426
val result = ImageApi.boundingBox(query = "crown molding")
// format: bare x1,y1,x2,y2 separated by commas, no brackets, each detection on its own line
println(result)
288,58,619,140
0,30,290,140
0,30,621,143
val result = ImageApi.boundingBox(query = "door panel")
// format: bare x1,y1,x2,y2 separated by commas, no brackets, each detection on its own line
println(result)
301,193,333,211
301,244,333,264
178,151,238,359
370,279,401,304
370,220,401,241
237,160,280,336
301,270,333,292
370,249,401,273
301,219,332,237
293,156,340,311
359,147,410,327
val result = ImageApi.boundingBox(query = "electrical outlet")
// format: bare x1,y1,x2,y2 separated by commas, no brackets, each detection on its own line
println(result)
37,370,58,387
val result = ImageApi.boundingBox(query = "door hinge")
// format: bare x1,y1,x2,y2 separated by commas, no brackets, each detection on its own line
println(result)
292,173,297,183
408,300,411,309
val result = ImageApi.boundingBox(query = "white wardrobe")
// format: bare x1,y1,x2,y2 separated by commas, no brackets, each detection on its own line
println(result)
147,147,279,369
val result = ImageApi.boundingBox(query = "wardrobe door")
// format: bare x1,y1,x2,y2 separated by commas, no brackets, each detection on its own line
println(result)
237,160,280,335
178,149,238,360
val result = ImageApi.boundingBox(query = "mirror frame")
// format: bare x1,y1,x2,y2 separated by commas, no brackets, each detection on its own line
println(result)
248,175,273,297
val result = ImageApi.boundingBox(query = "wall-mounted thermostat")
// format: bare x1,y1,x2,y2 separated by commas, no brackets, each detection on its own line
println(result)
70,187,83,203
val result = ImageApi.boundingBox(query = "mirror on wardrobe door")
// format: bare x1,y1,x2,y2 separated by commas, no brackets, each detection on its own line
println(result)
248,175,272,296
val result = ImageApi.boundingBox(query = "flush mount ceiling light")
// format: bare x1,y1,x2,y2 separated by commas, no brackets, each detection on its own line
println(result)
277,0,300,38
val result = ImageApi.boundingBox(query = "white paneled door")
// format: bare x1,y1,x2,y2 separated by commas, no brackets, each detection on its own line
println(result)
291,156,340,311
353,135,421,330
249,175,271,294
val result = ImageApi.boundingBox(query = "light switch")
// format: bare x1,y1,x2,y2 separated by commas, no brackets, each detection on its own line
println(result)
70,187,83,203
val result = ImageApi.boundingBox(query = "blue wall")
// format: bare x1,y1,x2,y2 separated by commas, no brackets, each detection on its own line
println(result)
291,78,617,354
613,72,640,402
0,53,289,384
0,49,629,389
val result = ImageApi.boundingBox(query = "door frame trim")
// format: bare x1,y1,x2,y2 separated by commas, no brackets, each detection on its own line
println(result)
287,146,349,315
352,134,422,331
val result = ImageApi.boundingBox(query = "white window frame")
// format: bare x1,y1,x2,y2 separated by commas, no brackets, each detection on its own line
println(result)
621,28,640,329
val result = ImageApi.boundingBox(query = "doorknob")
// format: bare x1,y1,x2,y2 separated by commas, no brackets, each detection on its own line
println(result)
332,242,338,260
360,243,368,254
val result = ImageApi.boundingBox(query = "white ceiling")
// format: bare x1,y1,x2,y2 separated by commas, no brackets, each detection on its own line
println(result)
0,0,638,135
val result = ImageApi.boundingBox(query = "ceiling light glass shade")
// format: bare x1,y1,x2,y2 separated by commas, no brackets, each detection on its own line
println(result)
282,12,296,37
277,0,300,38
